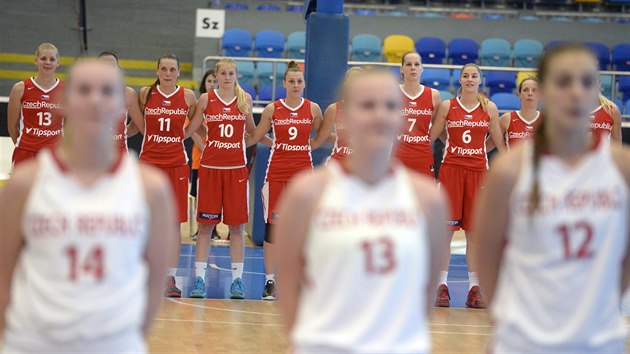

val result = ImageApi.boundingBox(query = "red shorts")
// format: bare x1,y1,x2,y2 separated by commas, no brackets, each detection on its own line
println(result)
156,164,190,223
438,163,486,231
261,180,288,224
12,147,38,167
196,166,249,225
397,155,435,179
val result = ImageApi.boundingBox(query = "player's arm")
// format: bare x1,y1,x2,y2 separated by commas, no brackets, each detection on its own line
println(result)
612,146,630,291
185,92,206,139
246,103,273,147
138,86,150,110
140,164,177,336
0,161,37,334
275,172,324,334
472,148,521,304
487,102,506,153
411,176,449,316
487,112,510,152
430,89,442,124
7,81,25,144
429,100,449,144
310,103,331,150
323,103,338,145
244,95,273,147
126,87,144,134
610,105,623,145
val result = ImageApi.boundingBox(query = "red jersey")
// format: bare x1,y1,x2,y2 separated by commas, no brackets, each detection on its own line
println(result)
16,78,64,152
395,85,434,161
112,111,128,151
140,86,189,167
330,101,352,161
506,111,541,146
200,90,247,168
441,98,490,171
265,98,314,181
590,105,614,138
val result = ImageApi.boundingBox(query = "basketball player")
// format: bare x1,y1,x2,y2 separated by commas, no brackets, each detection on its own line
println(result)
323,67,363,163
7,43,63,166
276,68,449,354
475,44,630,353
395,51,441,178
0,60,176,353
428,63,505,308
96,51,144,151
185,59,263,299
139,54,197,297
247,61,328,300
499,77,542,147
590,93,622,143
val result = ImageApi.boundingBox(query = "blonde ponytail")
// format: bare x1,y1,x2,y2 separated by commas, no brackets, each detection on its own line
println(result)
598,94,615,115
215,58,250,114
457,63,488,111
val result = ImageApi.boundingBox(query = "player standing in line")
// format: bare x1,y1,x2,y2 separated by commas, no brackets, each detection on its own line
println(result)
0,60,175,353
185,59,263,299
589,93,622,143
276,68,449,354
475,44,630,353
139,54,197,298
395,51,441,178
97,51,145,151
498,77,542,147
247,61,329,301
323,67,363,163
429,63,505,308
7,43,64,166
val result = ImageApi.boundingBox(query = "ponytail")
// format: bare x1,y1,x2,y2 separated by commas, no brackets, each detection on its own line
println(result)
598,94,615,116
457,63,488,111
215,58,251,114
146,54,180,104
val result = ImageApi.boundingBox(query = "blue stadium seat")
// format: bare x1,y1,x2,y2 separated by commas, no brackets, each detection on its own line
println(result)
254,30,285,58
625,100,630,115
287,5,304,12
518,15,541,21
259,85,286,101
600,74,613,97
235,60,255,85
619,76,630,101
417,12,446,18
612,44,630,71
388,11,408,16
354,9,377,16
485,71,517,96
222,28,252,57
416,37,446,64
612,98,623,112
351,34,382,62
617,18,630,24
452,69,462,90
549,16,574,22
513,39,543,68
256,62,287,87
421,69,451,90
491,93,521,111
545,40,569,51
480,38,512,67
609,0,630,3
585,42,611,70
448,38,479,65
483,14,506,20
390,67,401,78
240,83,257,100
257,4,281,11
287,31,306,59
225,3,248,10
439,90,455,100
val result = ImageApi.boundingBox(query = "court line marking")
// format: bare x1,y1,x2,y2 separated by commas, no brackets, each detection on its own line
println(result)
209,263,267,275
167,298,282,316
155,317,284,327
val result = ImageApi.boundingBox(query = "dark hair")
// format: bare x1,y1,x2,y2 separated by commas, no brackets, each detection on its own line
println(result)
97,51,119,62
530,44,597,211
199,69,216,95
283,61,302,81
518,76,538,93
145,54,180,104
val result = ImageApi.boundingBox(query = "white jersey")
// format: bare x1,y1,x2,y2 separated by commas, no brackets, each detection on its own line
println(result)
3,149,150,353
493,139,629,353
292,161,431,354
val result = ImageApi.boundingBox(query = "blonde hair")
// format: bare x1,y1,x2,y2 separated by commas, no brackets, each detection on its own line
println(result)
215,58,250,114
341,66,396,103
35,43,59,58
598,94,616,115
457,63,488,111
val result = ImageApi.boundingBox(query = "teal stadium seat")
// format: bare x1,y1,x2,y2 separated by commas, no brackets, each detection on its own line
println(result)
480,38,512,67
513,39,543,68
600,74,613,97
222,29,252,57
287,32,306,59
439,90,455,100
256,62,287,87
491,93,521,111
421,69,451,90
236,61,255,86
351,34,382,62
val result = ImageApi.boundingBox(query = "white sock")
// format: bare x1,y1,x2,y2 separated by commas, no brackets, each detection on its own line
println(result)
167,268,177,277
265,274,275,282
195,262,207,279
439,271,448,286
232,263,244,281
469,272,479,289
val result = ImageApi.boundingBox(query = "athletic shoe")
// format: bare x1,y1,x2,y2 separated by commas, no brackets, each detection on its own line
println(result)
189,276,206,298
191,230,198,241
230,278,245,299
261,280,276,300
211,228,221,240
435,284,450,307
466,285,487,309
165,276,182,298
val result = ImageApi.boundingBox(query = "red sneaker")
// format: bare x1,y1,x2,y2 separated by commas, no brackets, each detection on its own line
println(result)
435,284,450,307
165,276,182,298
466,286,487,309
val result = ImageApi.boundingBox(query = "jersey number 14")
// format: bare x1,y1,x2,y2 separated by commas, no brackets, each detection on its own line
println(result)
64,245,105,281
